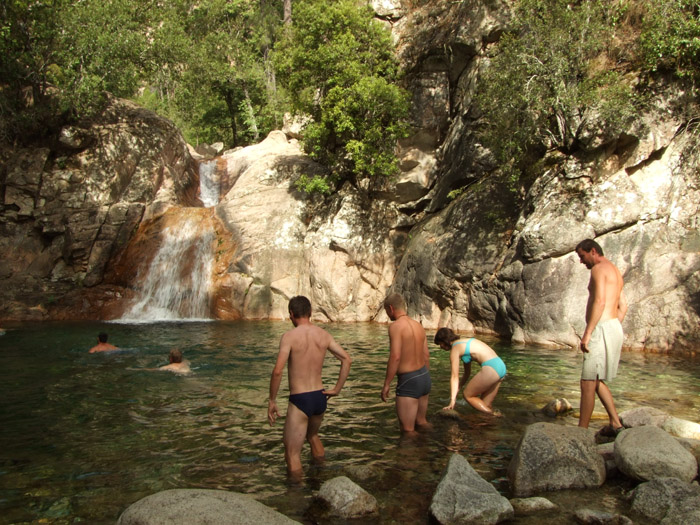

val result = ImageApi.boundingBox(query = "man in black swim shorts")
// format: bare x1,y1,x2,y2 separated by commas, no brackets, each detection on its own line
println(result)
381,292,432,433
268,296,352,479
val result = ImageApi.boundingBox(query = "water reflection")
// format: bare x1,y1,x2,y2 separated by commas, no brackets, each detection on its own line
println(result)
0,321,698,523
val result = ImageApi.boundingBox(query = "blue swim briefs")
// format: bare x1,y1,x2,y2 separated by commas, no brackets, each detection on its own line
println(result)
482,357,506,379
289,389,327,417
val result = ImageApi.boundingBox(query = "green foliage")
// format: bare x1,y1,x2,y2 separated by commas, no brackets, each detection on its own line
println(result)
638,0,700,83
294,174,333,195
274,0,410,187
447,188,464,200
0,0,285,147
475,0,639,184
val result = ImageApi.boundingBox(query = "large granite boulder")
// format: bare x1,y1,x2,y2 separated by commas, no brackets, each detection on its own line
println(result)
613,426,698,482
629,477,700,524
620,406,700,440
430,454,513,524
214,130,403,322
508,423,606,497
117,489,299,524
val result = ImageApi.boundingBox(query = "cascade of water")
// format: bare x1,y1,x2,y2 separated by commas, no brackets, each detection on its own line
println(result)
199,160,220,207
121,217,215,322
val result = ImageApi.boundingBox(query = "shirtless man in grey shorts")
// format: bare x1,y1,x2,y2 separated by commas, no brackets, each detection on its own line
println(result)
381,292,431,433
575,239,628,431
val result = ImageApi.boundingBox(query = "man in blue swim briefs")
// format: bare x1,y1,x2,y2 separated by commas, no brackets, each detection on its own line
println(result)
381,292,432,433
575,239,627,432
268,296,352,479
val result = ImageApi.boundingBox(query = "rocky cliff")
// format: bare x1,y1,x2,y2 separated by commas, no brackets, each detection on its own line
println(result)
1,1,698,353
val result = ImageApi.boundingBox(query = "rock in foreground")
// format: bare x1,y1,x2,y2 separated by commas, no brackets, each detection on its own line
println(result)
117,489,299,525
430,454,513,524
508,423,605,497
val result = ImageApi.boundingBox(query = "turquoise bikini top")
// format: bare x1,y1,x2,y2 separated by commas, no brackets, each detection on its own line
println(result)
453,338,475,364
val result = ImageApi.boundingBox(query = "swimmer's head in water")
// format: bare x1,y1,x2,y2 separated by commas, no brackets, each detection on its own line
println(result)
169,348,183,363
98,332,109,343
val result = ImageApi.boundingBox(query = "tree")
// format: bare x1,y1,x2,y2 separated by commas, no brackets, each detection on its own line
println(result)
274,0,410,189
475,0,638,184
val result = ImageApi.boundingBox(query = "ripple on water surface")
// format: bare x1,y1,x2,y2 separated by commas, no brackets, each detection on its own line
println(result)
0,321,698,523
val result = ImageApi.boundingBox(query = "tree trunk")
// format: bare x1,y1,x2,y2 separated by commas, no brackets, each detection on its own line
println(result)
224,90,238,147
283,0,292,25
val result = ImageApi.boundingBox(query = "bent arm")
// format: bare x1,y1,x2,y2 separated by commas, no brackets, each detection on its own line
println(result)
324,337,352,397
582,268,606,347
422,335,430,370
444,349,463,410
268,337,290,425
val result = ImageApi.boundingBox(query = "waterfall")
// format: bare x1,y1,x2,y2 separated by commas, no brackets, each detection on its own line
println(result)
121,217,215,322
199,159,220,207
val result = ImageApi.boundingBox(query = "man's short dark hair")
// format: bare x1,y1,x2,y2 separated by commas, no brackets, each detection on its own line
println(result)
288,296,312,318
576,239,604,256
98,332,109,343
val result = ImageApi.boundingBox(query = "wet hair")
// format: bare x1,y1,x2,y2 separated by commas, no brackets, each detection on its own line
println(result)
98,332,109,343
169,349,183,364
434,327,460,348
288,295,312,319
383,292,406,311
575,239,604,256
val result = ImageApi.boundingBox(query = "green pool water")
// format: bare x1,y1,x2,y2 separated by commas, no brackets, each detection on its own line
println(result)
1,321,698,523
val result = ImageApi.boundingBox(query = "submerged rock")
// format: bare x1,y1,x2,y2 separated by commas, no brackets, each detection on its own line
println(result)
509,496,558,515
314,476,378,519
573,508,633,524
117,488,299,524
430,454,513,524
541,398,573,417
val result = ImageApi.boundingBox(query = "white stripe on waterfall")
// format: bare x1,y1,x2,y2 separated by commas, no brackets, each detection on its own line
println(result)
199,159,220,207
121,218,215,321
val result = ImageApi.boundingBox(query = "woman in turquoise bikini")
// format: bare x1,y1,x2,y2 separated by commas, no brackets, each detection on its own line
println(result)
434,327,506,415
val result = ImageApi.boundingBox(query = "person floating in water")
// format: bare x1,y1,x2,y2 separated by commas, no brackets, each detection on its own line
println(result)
158,349,191,375
575,238,627,432
267,295,352,480
89,332,119,353
381,292,432,433
434,327,506,416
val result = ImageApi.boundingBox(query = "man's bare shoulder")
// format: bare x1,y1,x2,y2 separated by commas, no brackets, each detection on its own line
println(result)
283,323,332,344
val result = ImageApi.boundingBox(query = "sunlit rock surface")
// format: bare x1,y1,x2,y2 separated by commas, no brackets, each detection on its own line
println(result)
117,488,299,525
508,423,606,496
613,426,698,482
214,131,402,321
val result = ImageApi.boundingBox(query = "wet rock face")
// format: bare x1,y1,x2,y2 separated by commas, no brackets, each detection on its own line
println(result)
0,96,199,320
213,131,403,322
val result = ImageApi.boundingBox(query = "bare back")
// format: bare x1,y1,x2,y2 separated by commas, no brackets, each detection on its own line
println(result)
586,258,624,324
390,316,429,374
282,324,333,394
